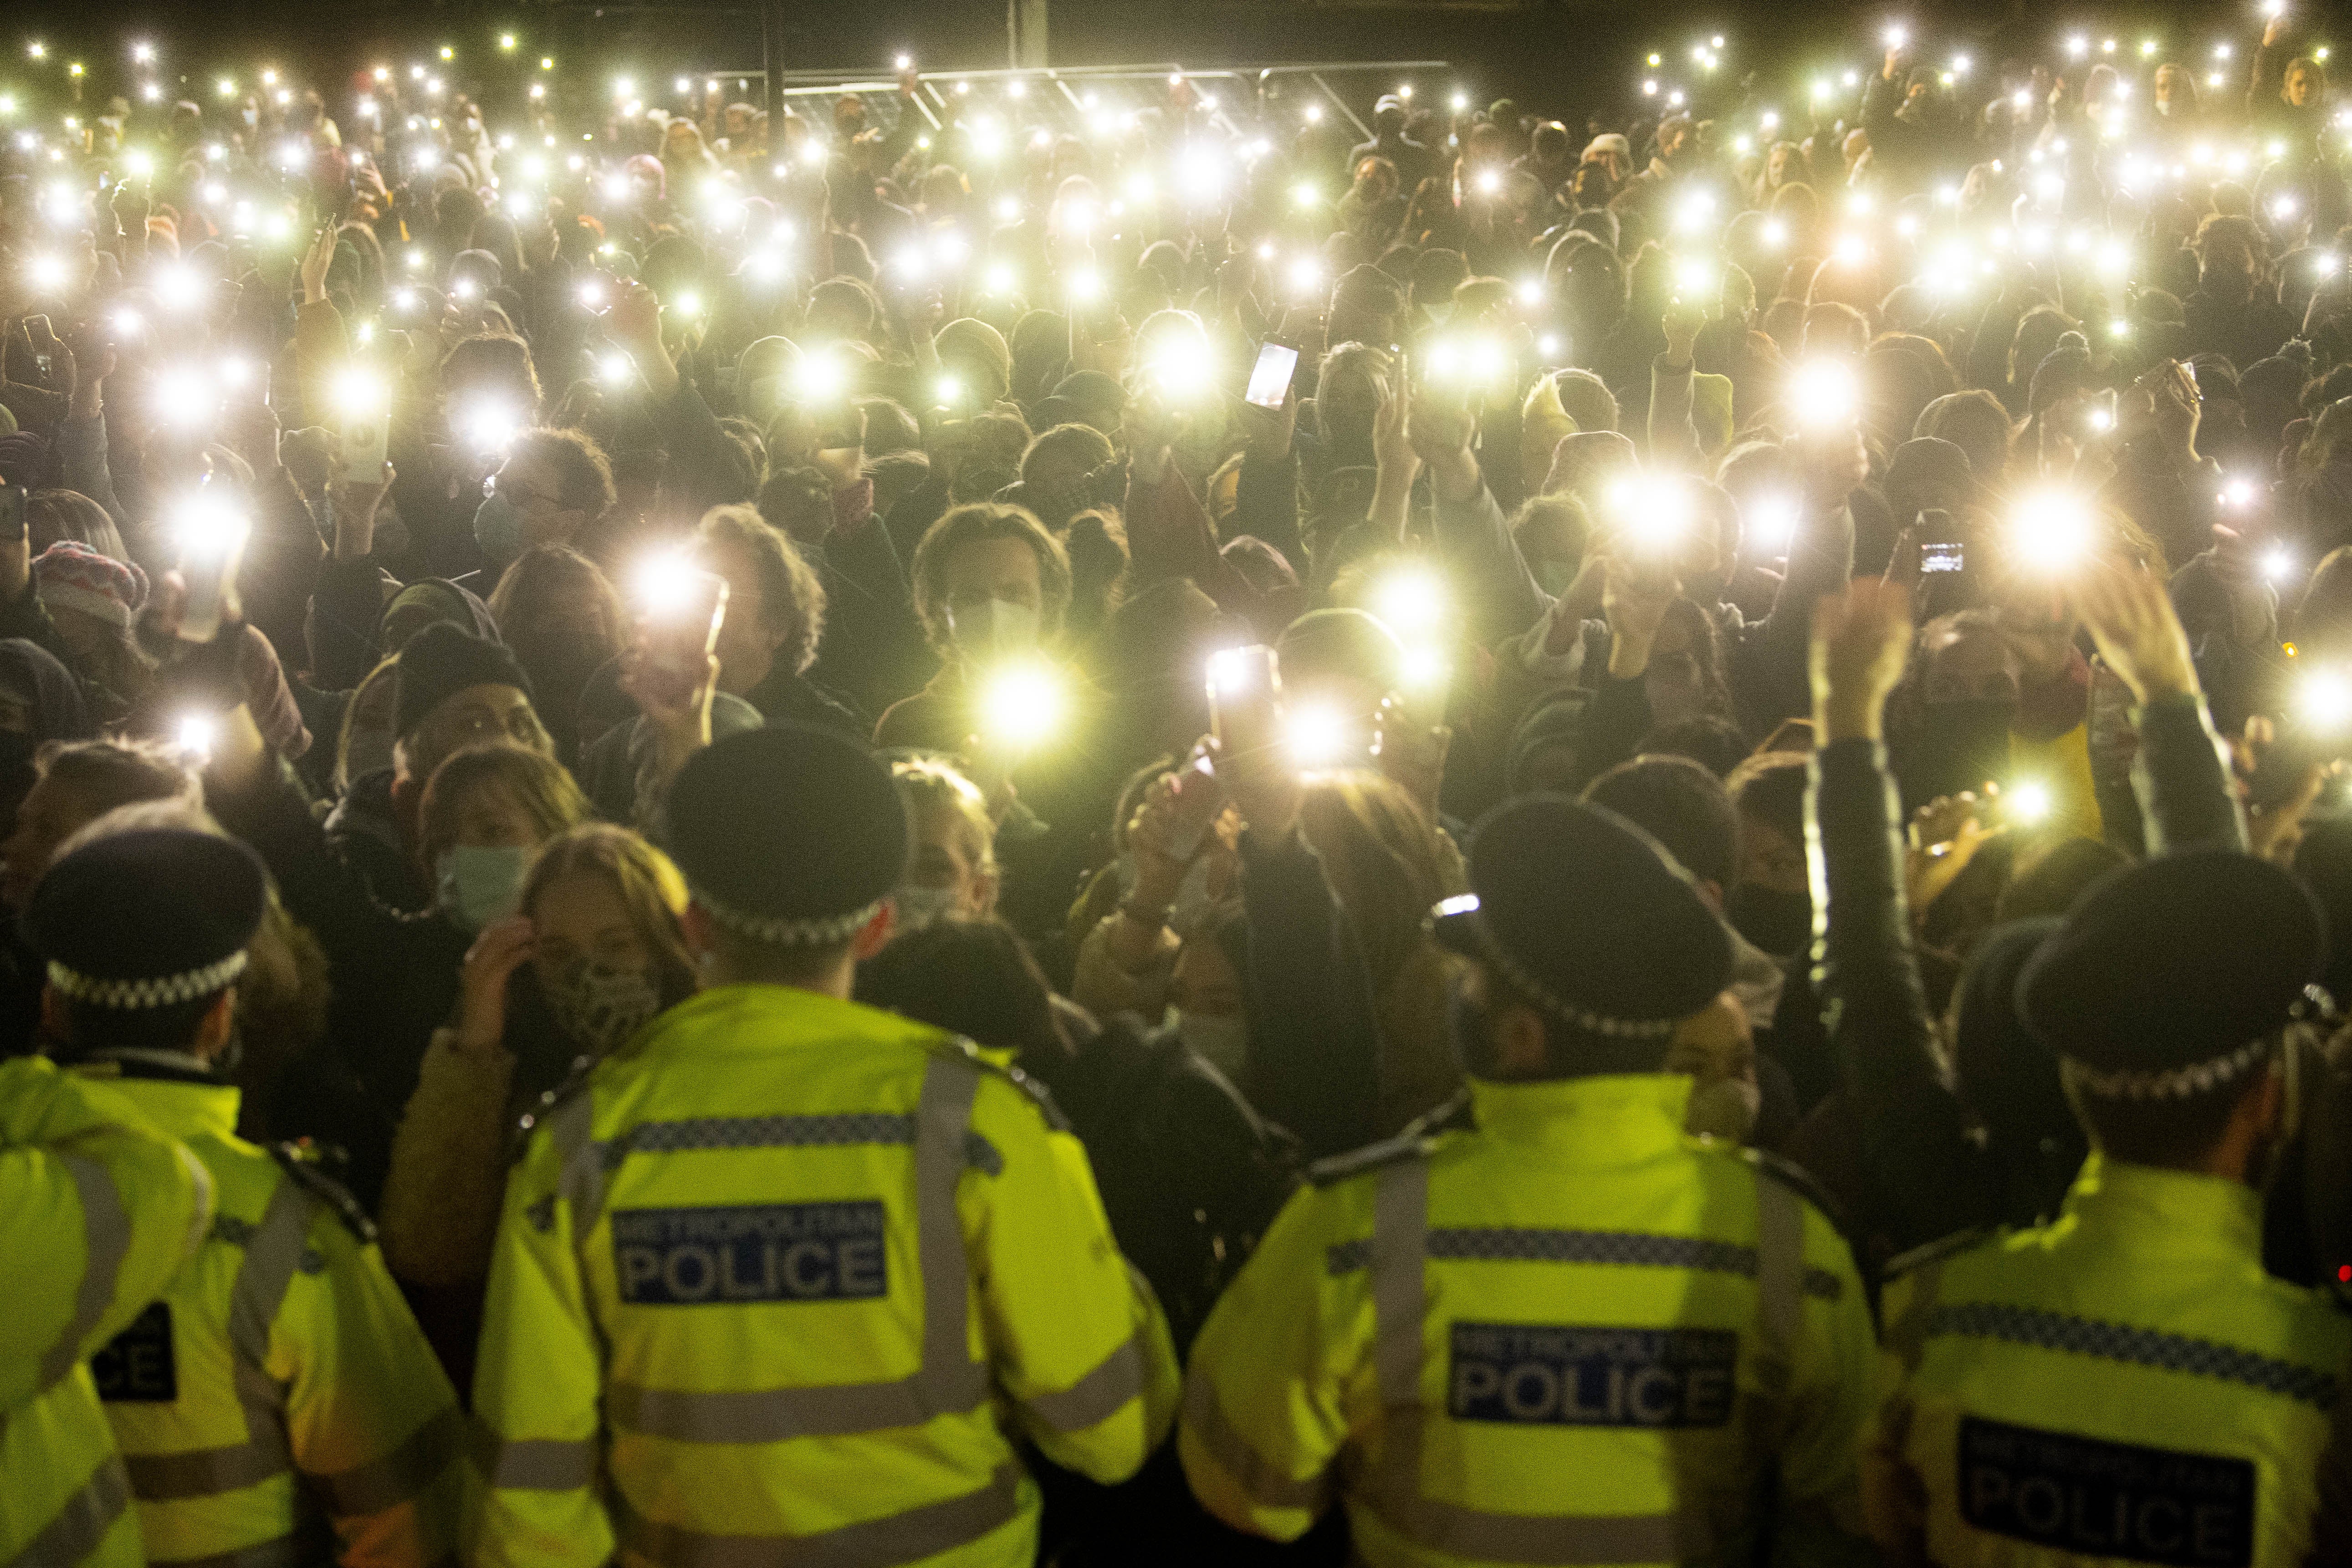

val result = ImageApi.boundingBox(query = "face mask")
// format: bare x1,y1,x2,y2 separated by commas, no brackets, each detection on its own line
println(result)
1726,884,1812,958
1173,1009,1249,1079
241,108,258,128
947,597,1040,661
436,844,531,934
543,958,663,1057
891,882,963,933
473,494,526,565
1685,1076,1761,1144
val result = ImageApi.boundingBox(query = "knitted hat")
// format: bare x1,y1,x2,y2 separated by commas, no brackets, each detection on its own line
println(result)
393,622,533,739
936,318,1013,400
28,829,267,1010
33,541,149,628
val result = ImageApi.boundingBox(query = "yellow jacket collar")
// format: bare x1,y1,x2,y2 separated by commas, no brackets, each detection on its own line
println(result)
91,1069,243,1143
642,983,946,1056
1466,1073,1694,1160
2060,1152,2263,1260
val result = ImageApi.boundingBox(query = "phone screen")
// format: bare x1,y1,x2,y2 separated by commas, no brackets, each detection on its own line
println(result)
338,410,391,483
636,568,731,702
1207,644,1280,756
1244,342,1300,409
1921,541,1966,574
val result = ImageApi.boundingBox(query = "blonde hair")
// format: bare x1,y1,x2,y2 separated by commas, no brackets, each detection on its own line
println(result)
891,756,997,876
519,823,697,1012
416,744,591,870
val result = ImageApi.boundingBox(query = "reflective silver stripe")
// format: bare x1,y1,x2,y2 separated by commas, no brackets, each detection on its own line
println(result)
606,1359,989,1443
226,1182,313,1369
614,1461,1023,1568
484,1436,598,1492
1753,1175,1804,1375
1886,1261,1944,1372
549,1091,607,1240
148,1534,302,1568
1180,1368,1331,1511
1023,1338,1144,1434
122,1440,288,1502
624,1114,915,1154
7,1455,130,1568
1357,1158,1707,1566
604,1057,991,1445
1925,1302,2340,1410
39,1156,133,1392
306,1406,461,1517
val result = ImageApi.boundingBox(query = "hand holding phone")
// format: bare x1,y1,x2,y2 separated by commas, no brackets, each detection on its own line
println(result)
631,557,730,710
1244,340,1301,410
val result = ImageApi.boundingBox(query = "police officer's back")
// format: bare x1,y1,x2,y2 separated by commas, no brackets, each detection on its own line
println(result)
31,828,469,1568
472,726,1180,1568
1,1053,213,1568
1180,796,1877,1566
1866,850,2352,1566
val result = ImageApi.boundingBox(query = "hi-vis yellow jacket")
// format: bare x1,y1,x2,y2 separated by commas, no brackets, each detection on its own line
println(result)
1181,1074,1879,1568
472,984,1180,1568
78,1058,468,1568
1868,1154,2352,1568
2,1056,214,1568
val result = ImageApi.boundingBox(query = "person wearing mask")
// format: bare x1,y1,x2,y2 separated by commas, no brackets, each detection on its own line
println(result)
1866,846,2352,1565
471,427,617,583
885,502,1115,938
33,828,468,1568
1181,792,1874,1564
888,756,1001,930
486,544,629,766
472,726,1178,1567
1,1052,212,1568
379,822,694,1388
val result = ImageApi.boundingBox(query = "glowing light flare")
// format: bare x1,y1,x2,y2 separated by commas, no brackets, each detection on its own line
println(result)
979,661,1069,752
2008,489,2096,574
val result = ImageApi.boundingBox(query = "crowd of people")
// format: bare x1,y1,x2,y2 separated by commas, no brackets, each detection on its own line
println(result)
8,7,2352,1566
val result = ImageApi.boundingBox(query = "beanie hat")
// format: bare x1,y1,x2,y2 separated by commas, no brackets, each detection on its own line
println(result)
34,541,149,629
936,318,1013,399
394,621,533,739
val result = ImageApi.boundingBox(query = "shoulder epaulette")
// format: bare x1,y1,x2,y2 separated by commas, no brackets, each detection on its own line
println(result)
931,1033,1070,1133
1738,1146,1850,1230
269,1144,375,1244
1305,1091,1473,1188
1883,1226,1997,1281
513,1052,600,1162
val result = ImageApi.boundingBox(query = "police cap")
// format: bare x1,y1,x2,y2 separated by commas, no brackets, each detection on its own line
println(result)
2018,848,2326,1093
666,726,908,946
1432,795,1733,1041
27,828,269,1008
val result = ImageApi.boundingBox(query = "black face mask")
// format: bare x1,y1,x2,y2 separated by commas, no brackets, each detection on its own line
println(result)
1726,883,1812,958
1899,696,2017,810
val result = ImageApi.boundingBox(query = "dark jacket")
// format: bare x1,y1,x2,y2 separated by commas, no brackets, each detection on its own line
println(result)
1801,688,2243,1271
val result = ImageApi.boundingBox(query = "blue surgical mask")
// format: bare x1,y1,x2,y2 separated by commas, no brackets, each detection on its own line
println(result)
436,844,531,933
473,493,526,565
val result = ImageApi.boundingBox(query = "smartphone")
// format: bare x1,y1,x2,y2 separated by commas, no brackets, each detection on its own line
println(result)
219,356,271,409
0,483,24,544
26,315,54,381
636,567,730,702
1161,747,1226,862
176,492,247,645
2082,388,2117,434
1244,340,1301,410
1207,644,1280,760
338,407,390,483
1922,541,1966,574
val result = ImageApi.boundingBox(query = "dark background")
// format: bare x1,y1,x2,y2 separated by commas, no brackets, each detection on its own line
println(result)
0,1,2285,130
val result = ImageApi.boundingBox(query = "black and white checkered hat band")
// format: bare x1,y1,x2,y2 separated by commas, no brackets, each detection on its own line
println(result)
694,888,886,948
2064,1037,2272,1102
48,951,248,1010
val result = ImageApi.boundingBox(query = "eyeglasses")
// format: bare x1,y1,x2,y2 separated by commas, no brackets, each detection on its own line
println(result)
483,472,559,511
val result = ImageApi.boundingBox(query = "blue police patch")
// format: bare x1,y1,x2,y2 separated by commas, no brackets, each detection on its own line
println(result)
1959,1416,2255,1568
612,1202,888,1305
92,1302,176,1402
1447,1322,1738,1428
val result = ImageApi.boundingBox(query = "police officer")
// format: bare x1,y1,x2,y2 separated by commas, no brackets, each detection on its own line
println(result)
1180,795,1877,1565
1866,849,2352,1566
2,1056,212,1568
473,726,1178,1568
30,827,470,1568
